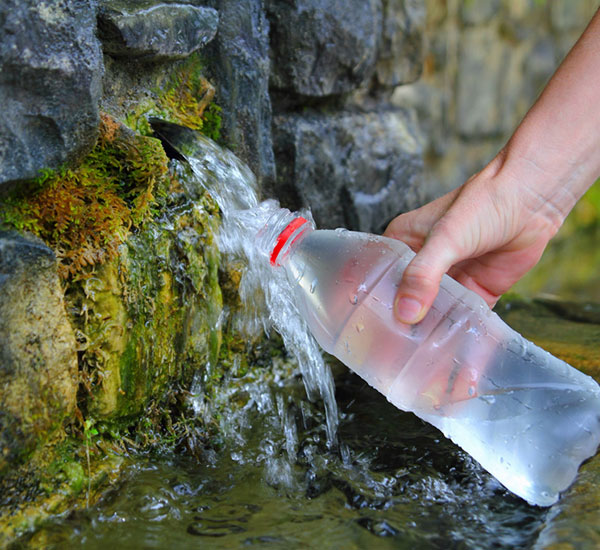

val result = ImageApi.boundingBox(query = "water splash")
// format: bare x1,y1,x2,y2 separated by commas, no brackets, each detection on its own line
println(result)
183,135,339,443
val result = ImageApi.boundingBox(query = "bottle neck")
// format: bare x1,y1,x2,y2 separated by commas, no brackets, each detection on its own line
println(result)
257,208,314,267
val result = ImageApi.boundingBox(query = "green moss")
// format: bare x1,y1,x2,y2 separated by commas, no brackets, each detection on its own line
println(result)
125,54,222,142
63,172,224,421
0,114,170,280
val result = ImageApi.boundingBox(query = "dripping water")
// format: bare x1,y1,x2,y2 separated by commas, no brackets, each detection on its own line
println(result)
181,137,339,444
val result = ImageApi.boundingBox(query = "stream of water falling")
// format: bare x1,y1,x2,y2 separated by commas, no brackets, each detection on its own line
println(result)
13,132,566,549
183,139,339,444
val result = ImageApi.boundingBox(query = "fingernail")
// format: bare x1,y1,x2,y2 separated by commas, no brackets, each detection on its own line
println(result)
394,296,423,324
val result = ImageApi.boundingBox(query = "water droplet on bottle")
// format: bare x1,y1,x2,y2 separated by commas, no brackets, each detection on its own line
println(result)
468,386,475,397
480,394,496,405
349,294,358,305
310,278,318,294
355,323,364,333
499,457,504,464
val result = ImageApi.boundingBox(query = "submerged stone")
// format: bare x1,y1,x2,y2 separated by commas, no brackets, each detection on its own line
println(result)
0,0,103,188
0,232,78,474
98,1,218,60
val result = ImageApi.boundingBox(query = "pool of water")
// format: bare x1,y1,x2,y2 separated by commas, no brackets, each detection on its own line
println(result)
16,366,548,549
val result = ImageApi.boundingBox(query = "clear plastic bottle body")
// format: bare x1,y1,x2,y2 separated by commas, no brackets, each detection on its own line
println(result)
276,225,600,506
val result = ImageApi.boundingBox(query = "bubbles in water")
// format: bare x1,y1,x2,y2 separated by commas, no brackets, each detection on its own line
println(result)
184,138,339,444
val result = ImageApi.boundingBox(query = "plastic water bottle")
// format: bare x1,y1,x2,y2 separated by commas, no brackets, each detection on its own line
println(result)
259,208,600,506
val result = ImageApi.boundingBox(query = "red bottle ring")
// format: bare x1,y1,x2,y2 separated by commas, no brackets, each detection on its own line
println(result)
270,217,308,266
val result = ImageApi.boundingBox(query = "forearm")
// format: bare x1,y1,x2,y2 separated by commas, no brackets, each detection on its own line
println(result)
500,8,600,227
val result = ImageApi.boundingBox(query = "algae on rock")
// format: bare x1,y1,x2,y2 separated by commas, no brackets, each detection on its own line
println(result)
69,183,223,420
0,232,78,475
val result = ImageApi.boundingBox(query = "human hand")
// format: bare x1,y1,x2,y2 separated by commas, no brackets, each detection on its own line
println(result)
385,7,600,324
384,151,562,323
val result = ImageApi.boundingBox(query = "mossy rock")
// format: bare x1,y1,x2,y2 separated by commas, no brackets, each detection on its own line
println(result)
496,296,600,381
0,232,78,475
68,186,223,420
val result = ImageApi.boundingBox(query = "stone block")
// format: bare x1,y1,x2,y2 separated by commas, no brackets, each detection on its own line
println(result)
456,27,510,137
376,0,426,87
272,109,424,234
461,0,501,25
98,1,219,60
266,0,381,96
204,0,275,188
0,0,103,188
550,0,597,32
0,232,78,473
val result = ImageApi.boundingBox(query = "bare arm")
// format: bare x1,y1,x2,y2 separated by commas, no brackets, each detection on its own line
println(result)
385,9,600,324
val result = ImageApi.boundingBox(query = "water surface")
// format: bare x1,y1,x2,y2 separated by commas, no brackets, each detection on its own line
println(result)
18,365,547,549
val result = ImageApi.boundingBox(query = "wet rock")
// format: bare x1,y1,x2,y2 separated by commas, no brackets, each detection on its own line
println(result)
376,0,425,87
266,0,381,96
0,232,78,474
203,0,275,188
98,1,218,60
272,108,424,234
0,0,103,188
496,297,600,380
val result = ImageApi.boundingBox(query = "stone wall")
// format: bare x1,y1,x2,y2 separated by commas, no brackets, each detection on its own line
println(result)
0,0,598,538
393,0,598,199
1,1,597,228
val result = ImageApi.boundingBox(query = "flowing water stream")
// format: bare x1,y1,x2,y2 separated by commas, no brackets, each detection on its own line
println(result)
14,128,600,548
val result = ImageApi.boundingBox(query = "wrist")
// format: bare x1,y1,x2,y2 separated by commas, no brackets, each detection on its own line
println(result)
499,127,596,232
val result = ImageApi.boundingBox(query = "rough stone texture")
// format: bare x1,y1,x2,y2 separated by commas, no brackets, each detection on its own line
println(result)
0,0,103,188
204,0,275,188
273,109,424,234
549,0,598,31
455,27,511,138
98,1,218,60
266,0,381,97
460,0,500,25
376,0,425,87
0,232,78,474
399,0,599,204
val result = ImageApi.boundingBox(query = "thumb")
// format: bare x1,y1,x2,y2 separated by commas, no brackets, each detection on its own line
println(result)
394,230,460,324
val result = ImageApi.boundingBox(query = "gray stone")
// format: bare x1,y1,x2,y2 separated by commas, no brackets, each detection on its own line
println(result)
98,1,218,60
0,232,78,473
203,0,275,188
0,0,103,188
266,0,381,96
456,27,510,138
376,0,425,87
272,109,424,234
461,0,501,25
549,0,597,32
